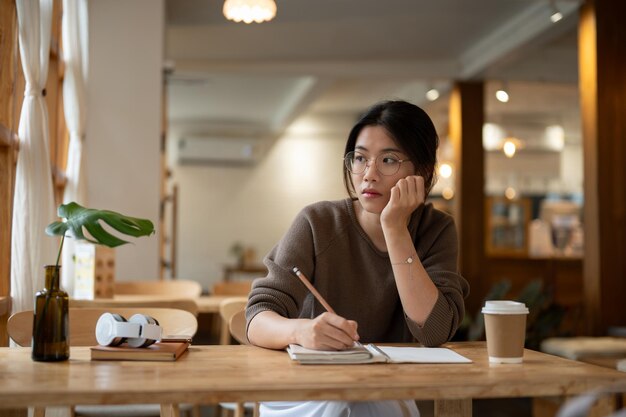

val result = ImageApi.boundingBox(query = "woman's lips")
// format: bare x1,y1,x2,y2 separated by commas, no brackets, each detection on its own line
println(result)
362,189,381,198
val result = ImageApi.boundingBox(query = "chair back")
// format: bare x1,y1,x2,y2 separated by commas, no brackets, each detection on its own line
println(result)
212,280,252,296
69,298,199,316
115,280,202,298
218,297,248,344
8,307,198,347
229,310,249,345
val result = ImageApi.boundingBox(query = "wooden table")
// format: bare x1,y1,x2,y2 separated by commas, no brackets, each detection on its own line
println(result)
0,342,624,417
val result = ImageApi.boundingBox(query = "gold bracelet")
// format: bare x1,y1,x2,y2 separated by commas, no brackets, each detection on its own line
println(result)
391,253,417,265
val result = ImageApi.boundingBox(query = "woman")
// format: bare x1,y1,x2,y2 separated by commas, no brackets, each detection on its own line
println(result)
246,100,469,417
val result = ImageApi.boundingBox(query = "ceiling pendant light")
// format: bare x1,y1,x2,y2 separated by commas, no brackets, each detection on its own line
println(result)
549,0,563,23
223,0,277,24
502,137,524,158
550,9,563,23
425,87,440,102
495,81,509,103
503,138,517,158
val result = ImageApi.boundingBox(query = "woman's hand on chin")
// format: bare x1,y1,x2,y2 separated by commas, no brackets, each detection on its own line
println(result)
381,175,425,230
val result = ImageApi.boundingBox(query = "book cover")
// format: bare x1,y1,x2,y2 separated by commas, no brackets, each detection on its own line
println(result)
90,341,190,362
287,344,472,365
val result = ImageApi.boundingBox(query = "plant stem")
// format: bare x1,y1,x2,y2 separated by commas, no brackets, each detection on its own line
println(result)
55,234,65,268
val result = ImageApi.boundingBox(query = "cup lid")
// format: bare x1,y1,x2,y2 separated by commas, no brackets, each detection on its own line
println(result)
481,300,529,315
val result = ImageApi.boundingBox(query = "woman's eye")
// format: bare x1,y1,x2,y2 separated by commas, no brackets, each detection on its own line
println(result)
354,155,366,163
381,156,399,165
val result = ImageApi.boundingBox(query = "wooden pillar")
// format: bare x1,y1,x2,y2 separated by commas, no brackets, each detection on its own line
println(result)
0,0,19,346
579,0,626,335
449,81,485,314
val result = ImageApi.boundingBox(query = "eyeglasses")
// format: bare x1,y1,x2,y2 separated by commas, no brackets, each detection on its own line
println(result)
344,151,409,176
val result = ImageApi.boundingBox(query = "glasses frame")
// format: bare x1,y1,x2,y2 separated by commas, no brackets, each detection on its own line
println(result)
344,150,409,176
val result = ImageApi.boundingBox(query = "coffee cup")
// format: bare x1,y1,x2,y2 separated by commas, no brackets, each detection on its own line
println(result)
482,300,529,364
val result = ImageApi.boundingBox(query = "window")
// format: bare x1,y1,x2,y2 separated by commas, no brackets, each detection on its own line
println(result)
0,0,67,342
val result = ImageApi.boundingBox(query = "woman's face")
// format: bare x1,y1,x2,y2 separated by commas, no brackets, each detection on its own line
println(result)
350,125,415,214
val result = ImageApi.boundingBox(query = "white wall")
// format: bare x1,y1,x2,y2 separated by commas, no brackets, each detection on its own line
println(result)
171,114,351,290
86,0,164,280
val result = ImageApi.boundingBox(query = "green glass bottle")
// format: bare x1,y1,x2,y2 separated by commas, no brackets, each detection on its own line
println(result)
32,265,70,361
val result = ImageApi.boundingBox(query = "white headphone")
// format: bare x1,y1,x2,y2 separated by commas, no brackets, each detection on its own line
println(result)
95,312,162,348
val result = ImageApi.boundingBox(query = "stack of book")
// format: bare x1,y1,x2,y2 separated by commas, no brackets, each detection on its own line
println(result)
90,341,190,362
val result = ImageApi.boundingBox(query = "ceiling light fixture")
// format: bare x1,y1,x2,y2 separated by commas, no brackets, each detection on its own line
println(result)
505,186,517,200
503,139,517,158
550,0,563,23
425,87,440,102
495,81,509,103
223,0,277,24
502,137,524,158
439,162,453,179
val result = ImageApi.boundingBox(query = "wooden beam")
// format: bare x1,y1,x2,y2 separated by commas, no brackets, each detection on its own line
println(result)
449,81,486,314
579,0,626,334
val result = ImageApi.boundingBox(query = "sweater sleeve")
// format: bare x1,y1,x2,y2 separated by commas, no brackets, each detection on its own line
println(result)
405,213,470,347
246,208,316,330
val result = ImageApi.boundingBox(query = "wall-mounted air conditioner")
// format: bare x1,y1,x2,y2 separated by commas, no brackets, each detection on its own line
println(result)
177,137,262,165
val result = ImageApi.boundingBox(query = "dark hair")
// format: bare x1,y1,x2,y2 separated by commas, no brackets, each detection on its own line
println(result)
342,100,439,199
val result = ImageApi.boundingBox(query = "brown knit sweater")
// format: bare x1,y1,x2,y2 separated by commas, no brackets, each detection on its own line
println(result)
246,198,469,347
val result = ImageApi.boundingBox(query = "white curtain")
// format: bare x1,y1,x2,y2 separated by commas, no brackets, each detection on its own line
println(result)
11,0,57,313
60,0,89,295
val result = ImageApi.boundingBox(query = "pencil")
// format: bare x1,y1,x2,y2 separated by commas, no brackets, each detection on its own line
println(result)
291,266,364,348
291,267,336,314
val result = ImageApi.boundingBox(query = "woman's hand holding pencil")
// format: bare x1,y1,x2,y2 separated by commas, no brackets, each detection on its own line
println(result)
292,267,361,351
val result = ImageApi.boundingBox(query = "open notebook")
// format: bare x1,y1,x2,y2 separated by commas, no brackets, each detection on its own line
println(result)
287,344,472,364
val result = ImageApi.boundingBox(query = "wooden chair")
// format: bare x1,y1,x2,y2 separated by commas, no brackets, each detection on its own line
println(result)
229,310,249,345
115,280,202,298
218,297,248,345
0,295,10,348
8,308,199,417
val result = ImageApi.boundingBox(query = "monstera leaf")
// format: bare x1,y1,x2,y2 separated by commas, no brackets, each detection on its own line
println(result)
46,202,155,266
